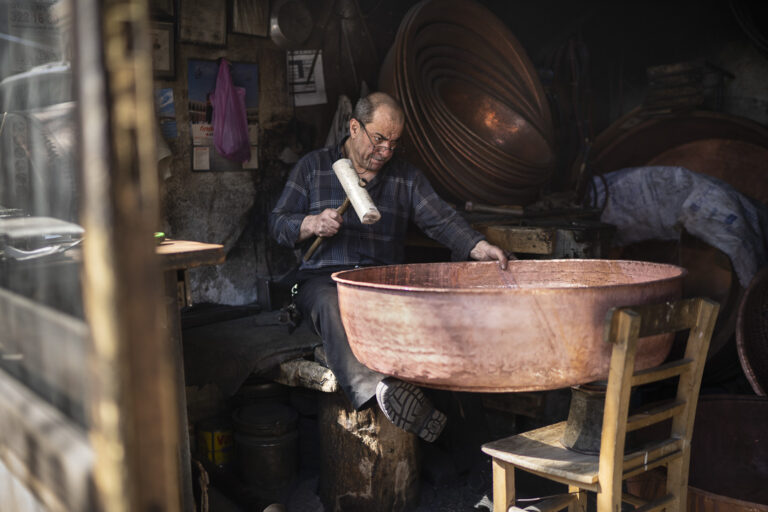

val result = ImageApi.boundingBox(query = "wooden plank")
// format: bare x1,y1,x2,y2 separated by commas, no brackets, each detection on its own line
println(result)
626,399,686,432
156,239,226,271
622,492,647,506
631,493,675,512
509,493,575,512
0,287,89,422
481,225,556,255
631,358,691,386
604,299,699,344
163,270,195,510
623,438,683,474
0,367,94,511
623,450,682,481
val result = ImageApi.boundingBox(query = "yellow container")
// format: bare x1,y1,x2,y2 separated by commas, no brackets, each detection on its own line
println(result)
196,418,233,467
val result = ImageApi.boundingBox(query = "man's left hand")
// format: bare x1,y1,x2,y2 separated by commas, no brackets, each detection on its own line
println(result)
469,240,514,270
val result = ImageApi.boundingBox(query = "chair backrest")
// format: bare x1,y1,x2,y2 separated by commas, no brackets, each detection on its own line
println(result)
598,297,719,511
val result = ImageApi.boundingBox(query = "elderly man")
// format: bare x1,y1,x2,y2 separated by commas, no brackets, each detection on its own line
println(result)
270,92,508,442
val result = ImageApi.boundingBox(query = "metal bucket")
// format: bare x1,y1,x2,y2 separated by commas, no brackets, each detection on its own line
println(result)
196,417,234,468
560,383,608,454
232,404,299,498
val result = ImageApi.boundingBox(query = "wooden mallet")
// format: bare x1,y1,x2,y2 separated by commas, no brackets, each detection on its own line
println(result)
303,158,381,261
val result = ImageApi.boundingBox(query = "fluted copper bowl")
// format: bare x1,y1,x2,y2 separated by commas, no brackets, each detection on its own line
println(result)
332,260,685,392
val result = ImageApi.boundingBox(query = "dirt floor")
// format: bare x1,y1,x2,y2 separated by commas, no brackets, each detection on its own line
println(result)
203,388,569,512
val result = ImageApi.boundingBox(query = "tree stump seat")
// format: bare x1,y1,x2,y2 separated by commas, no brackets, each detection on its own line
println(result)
275,353,421,512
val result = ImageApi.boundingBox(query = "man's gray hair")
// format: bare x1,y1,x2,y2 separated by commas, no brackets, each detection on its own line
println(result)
352,92,404,124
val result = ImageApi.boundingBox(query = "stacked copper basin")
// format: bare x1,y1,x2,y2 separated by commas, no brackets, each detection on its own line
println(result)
379,0,555,206
333,260,685,392
591,109,768,205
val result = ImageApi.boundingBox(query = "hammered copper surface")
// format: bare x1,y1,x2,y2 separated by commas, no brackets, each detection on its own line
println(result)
591,109,768,184
332,260,685,392
647,138,768,205
379,0,555,206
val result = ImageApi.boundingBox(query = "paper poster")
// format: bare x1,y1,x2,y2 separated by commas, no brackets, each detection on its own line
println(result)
1,1,61,76
193,147,211,170
288,50,327,107
187,58,259,171
154,88,178,139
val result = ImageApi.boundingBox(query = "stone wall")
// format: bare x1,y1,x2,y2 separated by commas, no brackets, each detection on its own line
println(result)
156,38,299,306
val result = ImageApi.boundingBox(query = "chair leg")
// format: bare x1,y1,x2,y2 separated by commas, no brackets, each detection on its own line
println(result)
568,485,586,512
665,455,689,512
492,458,515,512
596,482,622,512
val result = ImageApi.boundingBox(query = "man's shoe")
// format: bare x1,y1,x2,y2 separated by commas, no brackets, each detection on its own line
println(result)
375,377,447,442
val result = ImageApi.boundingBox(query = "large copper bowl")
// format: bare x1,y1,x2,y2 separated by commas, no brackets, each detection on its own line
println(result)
332,260,685,392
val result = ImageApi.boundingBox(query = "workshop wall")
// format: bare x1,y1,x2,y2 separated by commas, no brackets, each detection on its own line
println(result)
155,34,298,306
154,0,768,306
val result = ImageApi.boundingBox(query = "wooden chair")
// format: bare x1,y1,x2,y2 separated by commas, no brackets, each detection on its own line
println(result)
482,297,719,512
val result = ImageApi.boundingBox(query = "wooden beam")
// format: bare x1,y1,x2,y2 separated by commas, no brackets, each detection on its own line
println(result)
0,367,94,511
480,225,556,255
0,288,89,421
156,240,225,271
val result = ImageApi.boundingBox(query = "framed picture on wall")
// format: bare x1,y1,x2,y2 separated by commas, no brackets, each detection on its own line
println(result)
179,0,227,46
231,0,269,37
150,21,176,79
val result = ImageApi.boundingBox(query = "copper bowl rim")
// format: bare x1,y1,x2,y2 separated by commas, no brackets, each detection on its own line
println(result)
331,259,688,294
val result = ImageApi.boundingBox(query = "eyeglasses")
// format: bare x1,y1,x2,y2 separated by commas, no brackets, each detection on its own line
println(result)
357,119,399,153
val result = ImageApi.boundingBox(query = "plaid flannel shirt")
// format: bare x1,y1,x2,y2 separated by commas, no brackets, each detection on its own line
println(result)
269,142,484,273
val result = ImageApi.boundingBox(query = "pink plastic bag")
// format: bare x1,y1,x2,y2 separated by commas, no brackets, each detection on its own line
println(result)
210,58,251,163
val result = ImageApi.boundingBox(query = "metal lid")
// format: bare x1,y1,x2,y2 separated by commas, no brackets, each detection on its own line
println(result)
237,377,288,401
232,403,298,437
269,0,313,50
196,416,233,433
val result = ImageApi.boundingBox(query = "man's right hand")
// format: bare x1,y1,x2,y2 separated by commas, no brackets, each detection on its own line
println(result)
299,208,344,241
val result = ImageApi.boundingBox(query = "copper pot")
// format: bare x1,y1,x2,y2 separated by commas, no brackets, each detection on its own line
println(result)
332,260,685,392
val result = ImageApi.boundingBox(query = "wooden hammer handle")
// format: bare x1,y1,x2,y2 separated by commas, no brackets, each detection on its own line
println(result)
303,198,351,262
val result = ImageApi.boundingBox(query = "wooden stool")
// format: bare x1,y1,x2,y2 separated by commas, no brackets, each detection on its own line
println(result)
277,358,421,512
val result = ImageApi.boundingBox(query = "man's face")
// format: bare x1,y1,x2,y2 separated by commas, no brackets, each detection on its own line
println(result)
348,106,403,173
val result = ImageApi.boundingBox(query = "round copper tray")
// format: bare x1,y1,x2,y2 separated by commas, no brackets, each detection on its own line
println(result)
736,266,768,395
333,260,685,392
